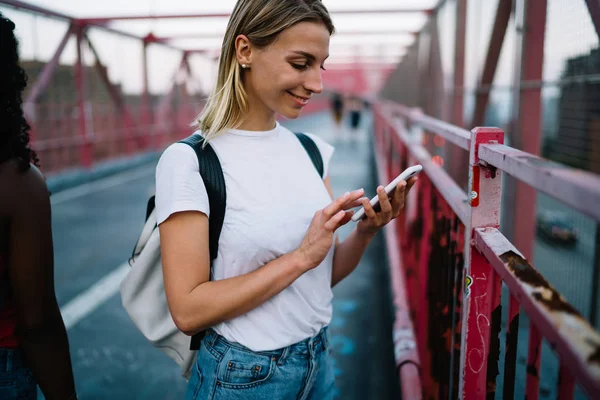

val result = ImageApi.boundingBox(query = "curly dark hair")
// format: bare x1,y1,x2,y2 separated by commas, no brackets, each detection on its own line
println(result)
0,12,39,170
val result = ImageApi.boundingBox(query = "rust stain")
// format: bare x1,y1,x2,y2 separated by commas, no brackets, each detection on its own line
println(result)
503,313,519,397
500,251,551,289
501,251,600,368
483,165,497,179
532,292,579,316
585,338,600,364
487,305,502,397
501,251,583,317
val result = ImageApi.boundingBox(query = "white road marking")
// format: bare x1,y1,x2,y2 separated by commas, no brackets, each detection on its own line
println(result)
51,164,156,205
53,163,155,329
61,263,130,330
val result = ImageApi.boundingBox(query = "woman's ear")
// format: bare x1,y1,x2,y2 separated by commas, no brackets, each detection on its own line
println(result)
235,34,252,67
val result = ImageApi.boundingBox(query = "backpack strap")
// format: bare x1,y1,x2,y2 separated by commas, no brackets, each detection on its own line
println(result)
174,132,320,349
178,134,226,350
294,132,324,178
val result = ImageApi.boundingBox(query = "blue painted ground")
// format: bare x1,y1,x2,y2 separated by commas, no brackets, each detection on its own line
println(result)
45,110,400,399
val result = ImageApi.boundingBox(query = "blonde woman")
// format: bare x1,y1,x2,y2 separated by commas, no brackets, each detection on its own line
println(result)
155,1,416,399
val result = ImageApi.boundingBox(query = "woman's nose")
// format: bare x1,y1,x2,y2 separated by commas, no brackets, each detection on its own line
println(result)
304,68,323,94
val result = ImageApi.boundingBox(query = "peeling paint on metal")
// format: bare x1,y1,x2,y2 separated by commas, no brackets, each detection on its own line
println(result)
486,305,502,396
586,339,600,364
503,312,520,398
500,251,551,289
526,364,539,378
501,251,581,317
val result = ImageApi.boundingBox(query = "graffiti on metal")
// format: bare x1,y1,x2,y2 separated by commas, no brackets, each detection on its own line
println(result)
464,274,473,298
466,273,490,375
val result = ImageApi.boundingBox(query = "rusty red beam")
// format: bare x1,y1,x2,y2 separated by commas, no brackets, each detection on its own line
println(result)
416,178,433,396
180,49,214,55
84,34,126,110
503,295,520,399
471,0,513,127
149,29,418,42
156,53,190,120
473,227,600,398
84,33,136,153
373,113,422,400
459,127,505,399
558,363,576,400
451,0,469,188
412,114,471,150
452,0,466,128
74,24,92,168
0,0,71,20
0,0,182,51
81,8,432,24
141,40,151,149
511,0,546,262
390,103,471,150
585,0,600,39
24,23,74,115
525,324,542,399
478,143,600,221
380,104,470,224
381,185,422,400
400,132,469,225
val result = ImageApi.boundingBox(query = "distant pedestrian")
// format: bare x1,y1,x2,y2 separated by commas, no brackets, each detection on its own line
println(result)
0,12,77,400
348,96,363,143
330,92,344,140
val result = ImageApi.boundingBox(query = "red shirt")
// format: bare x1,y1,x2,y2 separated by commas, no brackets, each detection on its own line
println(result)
0,253,18,348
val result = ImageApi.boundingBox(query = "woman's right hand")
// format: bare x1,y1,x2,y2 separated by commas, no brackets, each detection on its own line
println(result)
294,189,365,270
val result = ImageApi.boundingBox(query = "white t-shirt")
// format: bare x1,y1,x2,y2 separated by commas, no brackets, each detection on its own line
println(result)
155,122,335,351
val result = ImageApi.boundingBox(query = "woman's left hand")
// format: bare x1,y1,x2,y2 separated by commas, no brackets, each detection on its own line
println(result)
356,177,418,236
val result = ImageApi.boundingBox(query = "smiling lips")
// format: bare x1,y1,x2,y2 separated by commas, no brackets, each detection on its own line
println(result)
287,91,310,106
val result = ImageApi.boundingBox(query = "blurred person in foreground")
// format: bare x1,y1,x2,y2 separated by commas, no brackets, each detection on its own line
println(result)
0,12,77,400
156,1,417,399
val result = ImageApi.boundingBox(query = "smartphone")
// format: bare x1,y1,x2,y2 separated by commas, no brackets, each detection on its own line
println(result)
351,164,423,222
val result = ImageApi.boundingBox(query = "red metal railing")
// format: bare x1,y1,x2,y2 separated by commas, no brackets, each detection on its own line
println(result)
374,101,600,399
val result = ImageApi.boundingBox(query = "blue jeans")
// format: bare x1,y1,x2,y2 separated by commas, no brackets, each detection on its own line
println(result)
0,348,36,400
186,326,334,400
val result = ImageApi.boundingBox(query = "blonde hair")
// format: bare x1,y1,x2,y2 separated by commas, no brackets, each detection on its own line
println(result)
196,0,334,141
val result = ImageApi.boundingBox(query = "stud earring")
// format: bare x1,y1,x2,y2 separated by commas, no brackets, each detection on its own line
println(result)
241,64,247,68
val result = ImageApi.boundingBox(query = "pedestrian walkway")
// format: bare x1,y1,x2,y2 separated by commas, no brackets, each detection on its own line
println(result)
283,110,400,399
48,110,399,399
